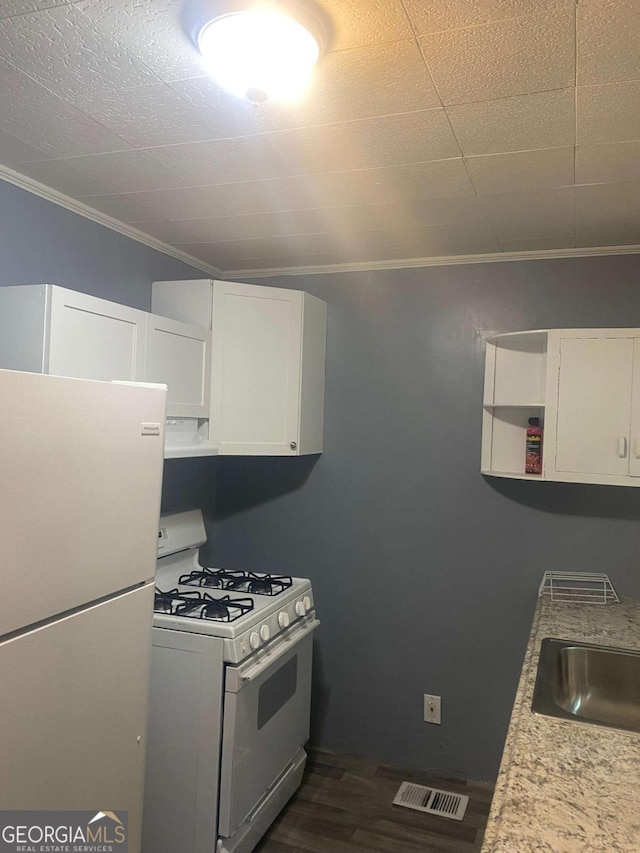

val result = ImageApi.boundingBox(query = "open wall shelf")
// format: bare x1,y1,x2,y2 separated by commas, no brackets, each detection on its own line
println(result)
482,331,548,480
482,328,640,487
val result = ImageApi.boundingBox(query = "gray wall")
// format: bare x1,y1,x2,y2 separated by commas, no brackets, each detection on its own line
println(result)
208,257,640,782
4,178,640,783
0,179,202,307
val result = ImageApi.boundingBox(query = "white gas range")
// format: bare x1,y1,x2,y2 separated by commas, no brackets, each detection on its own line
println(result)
142,510,319,853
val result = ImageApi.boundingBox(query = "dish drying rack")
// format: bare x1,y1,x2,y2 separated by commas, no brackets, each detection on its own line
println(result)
538,571,620,605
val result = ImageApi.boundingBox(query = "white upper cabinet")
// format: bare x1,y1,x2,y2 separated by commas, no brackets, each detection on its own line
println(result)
0,284,146,381
0,284,214,458
145,314,210,418
47,286,147,382
152,279,327,456
555,337,634,477
211,281,303,455
481,330,547,481
629,340,640,479
144,313,213,457
482,328,640,487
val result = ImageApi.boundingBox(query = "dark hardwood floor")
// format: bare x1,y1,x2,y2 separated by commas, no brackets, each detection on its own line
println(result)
254,749,494,853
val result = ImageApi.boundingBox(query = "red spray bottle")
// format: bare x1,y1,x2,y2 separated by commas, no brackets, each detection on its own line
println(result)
525,417,543,475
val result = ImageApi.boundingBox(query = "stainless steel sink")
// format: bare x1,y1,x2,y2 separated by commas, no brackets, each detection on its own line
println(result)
532,638,640,733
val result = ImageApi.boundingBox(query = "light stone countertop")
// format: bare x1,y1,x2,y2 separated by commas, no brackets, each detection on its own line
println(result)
481,596,640,853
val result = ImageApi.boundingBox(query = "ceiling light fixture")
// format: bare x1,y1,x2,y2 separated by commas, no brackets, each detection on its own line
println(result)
192,1,329,104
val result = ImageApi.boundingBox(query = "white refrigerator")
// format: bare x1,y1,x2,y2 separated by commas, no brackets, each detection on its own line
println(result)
0,369,167,852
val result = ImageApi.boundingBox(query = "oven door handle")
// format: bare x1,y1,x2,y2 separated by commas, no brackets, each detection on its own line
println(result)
231,617,320,689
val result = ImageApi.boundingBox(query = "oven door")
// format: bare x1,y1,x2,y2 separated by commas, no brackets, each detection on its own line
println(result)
218,615,319,838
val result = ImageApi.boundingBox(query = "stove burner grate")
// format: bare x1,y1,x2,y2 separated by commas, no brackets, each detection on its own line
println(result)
154,587,181,613
178,568,293,596
154,587,254,622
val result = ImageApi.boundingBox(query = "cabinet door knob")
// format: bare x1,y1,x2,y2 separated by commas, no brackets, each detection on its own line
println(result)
290,441,297,450
635,438,640,460
618,436,628,458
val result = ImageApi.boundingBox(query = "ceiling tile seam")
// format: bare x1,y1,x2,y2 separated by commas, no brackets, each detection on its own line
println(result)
402,26,466,165
72,156,469,197
577,135,640,149
491,229,508,253
171,216,487,249
77,191,464,219
0,126,51,159
7,147,193,187
16,164,187,199
70,3,175,90
410,31,506,252
437,85,576,111
0,55,135,155
98,106,453,152
28,6,221,152
160,208,427,231
397,0,445,110
144,202,404,227
574,179,640,190
0,1,70,23
91,76,204,97
578,78,640,90
406,4,578,39
79,177,593,216
452,181,575,203
441,82,581,109
575,0,582,90
577,140,640,152
112,75,272,124
0,5,160,99
572,11,640,89
160,204,476,228
320,36,420,58
397,0,415,42
463,144,576,160
149,72,210,87
158,66,418,148
176,230,342,247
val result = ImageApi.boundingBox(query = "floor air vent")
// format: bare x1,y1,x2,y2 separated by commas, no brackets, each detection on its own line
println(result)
393,782,469,821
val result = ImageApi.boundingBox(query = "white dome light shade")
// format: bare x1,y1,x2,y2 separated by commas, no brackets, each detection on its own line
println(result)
197,10,320,103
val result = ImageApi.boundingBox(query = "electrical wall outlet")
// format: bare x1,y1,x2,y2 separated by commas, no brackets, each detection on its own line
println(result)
424,694,441,725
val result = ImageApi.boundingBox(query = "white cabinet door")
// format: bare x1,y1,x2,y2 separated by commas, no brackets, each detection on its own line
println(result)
629,339,640,478
211,281,303,455
145,314,210,418
48,287,146,382
152,278,326,456
555,337,634,476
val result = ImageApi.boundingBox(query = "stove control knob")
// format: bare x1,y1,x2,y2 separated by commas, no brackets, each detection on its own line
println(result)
249,632,261,650
278,611,290,629
260,624,270,642
295,600,306,617
303,596,312,612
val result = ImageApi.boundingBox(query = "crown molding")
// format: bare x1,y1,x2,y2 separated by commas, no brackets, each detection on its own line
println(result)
224,243,640,279
0,163,224,279
4,162,639,282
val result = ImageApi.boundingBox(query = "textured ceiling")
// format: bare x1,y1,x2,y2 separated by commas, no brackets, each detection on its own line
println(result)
0,0,638,275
